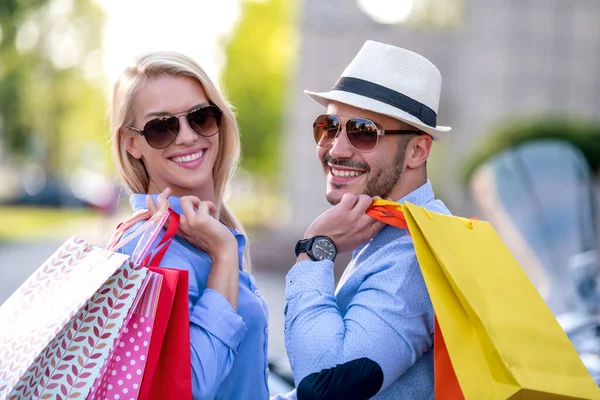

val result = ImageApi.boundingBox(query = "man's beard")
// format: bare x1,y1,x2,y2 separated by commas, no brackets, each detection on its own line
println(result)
323,145,406,205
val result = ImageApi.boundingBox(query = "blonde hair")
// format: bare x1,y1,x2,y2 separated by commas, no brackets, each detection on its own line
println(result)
109,51,251,271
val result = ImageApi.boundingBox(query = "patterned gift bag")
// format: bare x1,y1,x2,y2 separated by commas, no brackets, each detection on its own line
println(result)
10,262,149,399
0,239,132,399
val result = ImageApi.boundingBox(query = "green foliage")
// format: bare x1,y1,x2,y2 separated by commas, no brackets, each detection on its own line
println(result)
221,0,298,181
461,117,600,184
0,0,107,175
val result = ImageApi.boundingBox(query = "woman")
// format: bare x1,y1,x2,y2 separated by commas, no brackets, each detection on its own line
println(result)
110,51,269,399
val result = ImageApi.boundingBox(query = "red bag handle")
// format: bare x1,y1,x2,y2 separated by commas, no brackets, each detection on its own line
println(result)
142,209,180,268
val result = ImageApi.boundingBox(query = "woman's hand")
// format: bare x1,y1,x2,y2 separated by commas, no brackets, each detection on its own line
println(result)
146,188,238,262
147,188,240,310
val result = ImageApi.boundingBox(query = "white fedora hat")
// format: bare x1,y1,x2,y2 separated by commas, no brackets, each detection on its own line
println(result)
304,40,451,139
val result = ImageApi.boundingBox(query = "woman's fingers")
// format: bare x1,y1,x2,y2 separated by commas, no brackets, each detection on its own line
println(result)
180,196,217,218
180,196,201,219
146,187,171,215
157,188,171,209
197,201,218,217
146,196,158,215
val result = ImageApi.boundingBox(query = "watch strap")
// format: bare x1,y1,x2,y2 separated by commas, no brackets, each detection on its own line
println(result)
295,237,315,258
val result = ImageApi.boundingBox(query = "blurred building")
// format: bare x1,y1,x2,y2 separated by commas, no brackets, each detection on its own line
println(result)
285,0,600,235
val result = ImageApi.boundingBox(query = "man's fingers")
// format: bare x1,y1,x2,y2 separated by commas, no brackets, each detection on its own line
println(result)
339,193,358,209
370,220,386,235
354,194,373,213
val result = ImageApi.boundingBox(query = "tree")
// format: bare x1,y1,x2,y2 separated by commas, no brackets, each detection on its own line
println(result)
0,0,107,175
221,0,298,181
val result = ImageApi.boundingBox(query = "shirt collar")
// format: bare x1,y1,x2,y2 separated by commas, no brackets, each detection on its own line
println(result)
395,180,435,206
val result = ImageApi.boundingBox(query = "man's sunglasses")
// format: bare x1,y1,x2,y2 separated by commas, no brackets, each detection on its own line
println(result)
313,114,420,152
128,104,222,149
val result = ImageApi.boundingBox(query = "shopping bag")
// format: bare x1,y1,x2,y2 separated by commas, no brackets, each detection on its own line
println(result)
367,199,600,399
21,263,149,400
104,207,192,399
434,319,463,399
88,209,181,400
138,266,185,400
96,206,192,400
0,239,132,399
146,268,191,400
0,204,171,399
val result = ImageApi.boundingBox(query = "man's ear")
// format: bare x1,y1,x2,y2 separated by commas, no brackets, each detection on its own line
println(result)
405,134,432,169
123,128,143,160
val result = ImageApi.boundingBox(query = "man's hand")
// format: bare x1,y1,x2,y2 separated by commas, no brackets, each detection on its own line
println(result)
304,193,385,254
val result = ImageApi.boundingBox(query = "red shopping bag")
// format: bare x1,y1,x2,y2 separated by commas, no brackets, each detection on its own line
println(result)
147,269,191,400
138,267,191,400
137,267,180,400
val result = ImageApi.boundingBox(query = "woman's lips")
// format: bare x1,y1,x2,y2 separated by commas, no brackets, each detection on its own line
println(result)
169,149,205,169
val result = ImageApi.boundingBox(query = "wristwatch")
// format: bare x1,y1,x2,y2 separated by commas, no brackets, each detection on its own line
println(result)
295,236,338,261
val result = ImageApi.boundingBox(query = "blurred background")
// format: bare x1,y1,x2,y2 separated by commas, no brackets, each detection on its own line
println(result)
2,0,600,390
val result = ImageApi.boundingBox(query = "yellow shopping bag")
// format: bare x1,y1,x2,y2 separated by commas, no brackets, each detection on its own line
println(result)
369,200,600,399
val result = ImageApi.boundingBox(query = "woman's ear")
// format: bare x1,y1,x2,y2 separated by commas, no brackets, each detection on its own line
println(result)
123,128,143,159
405,134,432,169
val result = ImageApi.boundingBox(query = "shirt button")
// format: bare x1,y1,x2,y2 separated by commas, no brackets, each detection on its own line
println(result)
254,289,260,297
265,367,270,375
288,279,293,285
265,327,269,334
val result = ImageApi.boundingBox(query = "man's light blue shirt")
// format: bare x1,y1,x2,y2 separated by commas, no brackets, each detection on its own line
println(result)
278,181,450,399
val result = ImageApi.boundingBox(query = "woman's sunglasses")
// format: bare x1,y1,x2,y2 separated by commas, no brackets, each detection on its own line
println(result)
313,114,420,152
128,104,223,149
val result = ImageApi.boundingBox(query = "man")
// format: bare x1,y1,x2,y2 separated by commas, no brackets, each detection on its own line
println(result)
273,41,452,400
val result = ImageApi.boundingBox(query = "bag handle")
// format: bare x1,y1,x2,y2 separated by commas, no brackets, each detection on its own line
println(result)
143,210,180,268
106,201,179,266
367,199,478,232
106,200,170,253
367,199,410,231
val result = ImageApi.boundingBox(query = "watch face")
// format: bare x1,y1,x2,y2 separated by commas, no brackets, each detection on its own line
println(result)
312,238,336,261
